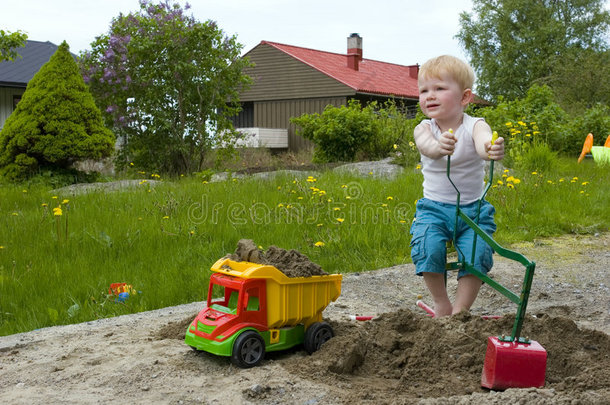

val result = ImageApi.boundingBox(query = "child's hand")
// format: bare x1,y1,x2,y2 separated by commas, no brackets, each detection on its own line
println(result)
486,136,505,160
438,130,457,156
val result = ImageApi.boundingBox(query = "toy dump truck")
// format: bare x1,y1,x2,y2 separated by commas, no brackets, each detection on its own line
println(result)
185,258,342,368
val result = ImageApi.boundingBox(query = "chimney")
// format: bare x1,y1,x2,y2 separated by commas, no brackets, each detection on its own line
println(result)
408,64,419,79
347,33,362,70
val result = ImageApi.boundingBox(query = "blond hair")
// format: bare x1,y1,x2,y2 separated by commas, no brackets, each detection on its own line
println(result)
418,55,474,91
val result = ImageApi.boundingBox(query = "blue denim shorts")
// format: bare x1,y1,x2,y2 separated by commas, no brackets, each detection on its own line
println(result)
409,198,496,279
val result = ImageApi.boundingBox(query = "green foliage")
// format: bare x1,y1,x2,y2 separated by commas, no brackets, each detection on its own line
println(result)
566,103,610,150
390,108,426,167
292,100,414,163
0,29,27,62
80,1,252,175
515,141,558,173
457,0,610,102
547,48,610,113
477,85,573,155
0,42,115,182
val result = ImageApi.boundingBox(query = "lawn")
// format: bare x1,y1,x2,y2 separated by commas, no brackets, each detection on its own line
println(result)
0,158,608,335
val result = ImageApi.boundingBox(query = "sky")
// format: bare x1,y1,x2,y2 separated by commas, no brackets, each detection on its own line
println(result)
1,0,474,66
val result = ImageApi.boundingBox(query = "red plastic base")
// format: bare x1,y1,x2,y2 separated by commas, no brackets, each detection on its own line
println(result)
481,336,547,390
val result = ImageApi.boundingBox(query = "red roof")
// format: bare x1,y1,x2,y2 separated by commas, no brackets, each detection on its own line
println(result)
261,41,420,99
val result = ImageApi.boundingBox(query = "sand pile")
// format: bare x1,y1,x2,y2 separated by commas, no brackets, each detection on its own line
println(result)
225,239,328,278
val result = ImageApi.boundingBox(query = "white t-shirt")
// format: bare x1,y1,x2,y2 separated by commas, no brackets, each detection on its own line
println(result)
419,114,485,204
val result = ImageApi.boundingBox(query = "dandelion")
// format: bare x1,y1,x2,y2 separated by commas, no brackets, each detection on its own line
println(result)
336,218,345,223
189,230,195,236
42,203,48,207
399,220,407,224
11,212,18,216
518,121,527,127
341,185,347,188
277,186,281,190
317,223,323,227
368,171,373,175
559,178,565,183
416,164,422,170
505,122,513,127
162,215,169,219
61,199,69,205
512,178,521,184
345,196,351,200
507,183,515,189
139,180,148,185
547,180,554,185
393,144,398,150
130,162,134,166
503,169,509,173
386,196,393,201
297,196,304,200
22,189,27,193
277,203,284,208
306,176,316,183
52,196,58,200
53,207,63,216
581,182,589,186
314,241,325,247
497,180,504,186
531,172,538,175
202,181,208,184
0,246,4,249
382,203,388,207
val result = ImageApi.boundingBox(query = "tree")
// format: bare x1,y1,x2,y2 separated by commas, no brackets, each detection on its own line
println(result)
457,0,610,102
0,42,115,181
79,0,252,174
0,29,27,62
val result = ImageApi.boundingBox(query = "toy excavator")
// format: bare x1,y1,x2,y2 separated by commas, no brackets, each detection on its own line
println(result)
578,133,610,165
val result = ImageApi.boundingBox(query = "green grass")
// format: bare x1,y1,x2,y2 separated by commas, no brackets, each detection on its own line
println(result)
0,158,608,336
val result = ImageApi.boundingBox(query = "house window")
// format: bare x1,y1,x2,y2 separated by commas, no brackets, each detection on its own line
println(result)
230,102,254,128
12,95,22,111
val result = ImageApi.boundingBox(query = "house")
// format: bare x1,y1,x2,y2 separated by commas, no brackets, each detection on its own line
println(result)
232,34,421,151
0,40,60,130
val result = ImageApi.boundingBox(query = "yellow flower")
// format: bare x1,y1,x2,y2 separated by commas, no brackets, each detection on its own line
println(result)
506,176,514,182
368,171,373,175
386,196,393,201
297,196,304,200
11,212,18,216
497,180,504,185
341,184,347,188
416,164,421,170
559,178,564,182
53,206,63,216
22,189,27,193
52,196,58,199
314,241,325,247
345,196,351,200
503,169,509,173
518,121,527,127
581,181,589,186
336,218,345,223
189,230,195,236
512,178,521,184
0,246,4,249
505,122,513,127
61,199,69,205
507,183,515,189
572,177,578,180
162,215,169,219
333,207,341,211
399,220,406,224
42,203,48,207
130,162,134,166
531,171,538,175
306,176,316,183
277,203,284,208
317,223,324,227
547,180,554,185
277,186,281,190
393,144,398,150
381,203,388,207
202,181,208,184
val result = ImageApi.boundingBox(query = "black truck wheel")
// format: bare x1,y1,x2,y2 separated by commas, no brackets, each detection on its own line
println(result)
231,330,265,368
304,322,334,354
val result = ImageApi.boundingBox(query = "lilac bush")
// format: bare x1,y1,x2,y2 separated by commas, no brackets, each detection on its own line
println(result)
80,0,251,174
